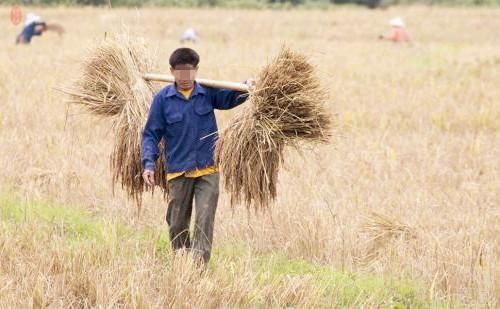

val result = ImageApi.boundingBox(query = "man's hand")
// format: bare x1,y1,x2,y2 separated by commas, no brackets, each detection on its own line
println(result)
245,78,256,91
143,169,155,186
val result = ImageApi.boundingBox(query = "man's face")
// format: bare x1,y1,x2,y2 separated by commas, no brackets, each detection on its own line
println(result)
171,64,198,90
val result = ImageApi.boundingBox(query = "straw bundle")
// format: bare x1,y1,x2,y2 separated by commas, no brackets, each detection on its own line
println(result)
215,47,332,210
360,212,417,263
361,212,417,243
64,34,167,205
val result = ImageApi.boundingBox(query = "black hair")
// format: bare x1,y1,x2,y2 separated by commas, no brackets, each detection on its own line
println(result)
169,48,200,68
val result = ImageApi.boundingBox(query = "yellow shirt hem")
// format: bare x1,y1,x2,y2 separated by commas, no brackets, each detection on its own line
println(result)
167,166,217,181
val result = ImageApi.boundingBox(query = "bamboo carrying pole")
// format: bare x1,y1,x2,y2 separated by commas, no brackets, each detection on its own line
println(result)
143,73,250,92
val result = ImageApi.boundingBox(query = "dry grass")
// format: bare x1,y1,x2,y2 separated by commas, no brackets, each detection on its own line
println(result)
216,46,332,209
0,5,499,307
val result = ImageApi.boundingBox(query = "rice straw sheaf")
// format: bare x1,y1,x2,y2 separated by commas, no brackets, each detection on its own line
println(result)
64,34,167,207
360,212,418,264
215,47,332,210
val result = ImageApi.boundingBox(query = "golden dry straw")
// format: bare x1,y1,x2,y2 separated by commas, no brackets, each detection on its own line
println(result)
215,47,332,210
361,212,417,241
63,34,167,206
360,212,418,264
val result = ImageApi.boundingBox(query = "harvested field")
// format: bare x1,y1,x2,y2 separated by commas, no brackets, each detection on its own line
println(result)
0,6,499,307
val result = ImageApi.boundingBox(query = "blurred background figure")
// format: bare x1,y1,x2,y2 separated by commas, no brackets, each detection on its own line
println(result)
379,16,410,44
180,28,199,44
10,5,23,26
16,13,65,45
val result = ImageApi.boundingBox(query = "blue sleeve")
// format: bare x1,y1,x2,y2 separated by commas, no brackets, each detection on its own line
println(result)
211,88,249,110
33,22,47,36
141,95,165,171
20,24,35,42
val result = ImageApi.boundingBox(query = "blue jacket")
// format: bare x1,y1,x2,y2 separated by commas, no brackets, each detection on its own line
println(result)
141,82,248,173
18,22,46,43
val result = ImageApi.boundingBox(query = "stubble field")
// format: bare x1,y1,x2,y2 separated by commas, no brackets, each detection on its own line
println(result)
0,5,499,308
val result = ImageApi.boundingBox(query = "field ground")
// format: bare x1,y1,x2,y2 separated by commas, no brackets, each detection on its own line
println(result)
0,5,499,308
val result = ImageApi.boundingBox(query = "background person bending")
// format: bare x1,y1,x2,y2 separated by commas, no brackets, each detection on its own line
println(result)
16,13,64,44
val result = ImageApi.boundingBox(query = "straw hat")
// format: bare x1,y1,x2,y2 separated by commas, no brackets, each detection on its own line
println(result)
181,28,199,42
24,13,41,26
389,17,405,28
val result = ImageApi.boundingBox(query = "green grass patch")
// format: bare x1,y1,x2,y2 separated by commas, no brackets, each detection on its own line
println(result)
212,243,450,308
0,193,102,240
0,193,450,307
0,193,172,252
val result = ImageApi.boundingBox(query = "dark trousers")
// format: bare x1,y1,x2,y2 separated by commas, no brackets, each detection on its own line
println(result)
166,173,219,264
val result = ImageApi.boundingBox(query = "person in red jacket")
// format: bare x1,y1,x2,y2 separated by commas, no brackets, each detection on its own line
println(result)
379,17,411,44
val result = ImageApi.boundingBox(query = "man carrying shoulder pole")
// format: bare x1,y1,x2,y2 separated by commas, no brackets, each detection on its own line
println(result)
141,48,254,264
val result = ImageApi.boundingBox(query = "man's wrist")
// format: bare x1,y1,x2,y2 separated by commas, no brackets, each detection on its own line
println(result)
144,163,155,171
